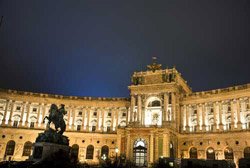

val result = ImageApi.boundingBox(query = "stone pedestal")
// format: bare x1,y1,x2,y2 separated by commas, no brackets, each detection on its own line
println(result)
30,142,71,162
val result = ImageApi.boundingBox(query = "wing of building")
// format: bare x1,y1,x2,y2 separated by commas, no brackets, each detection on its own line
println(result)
0,65,250,167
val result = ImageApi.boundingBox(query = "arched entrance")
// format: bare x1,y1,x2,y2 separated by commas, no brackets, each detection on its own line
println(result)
206,147,215,160
224,147,234,160
133,138,147,167
101,145,109,158
244,147,250,158
189,147,197,159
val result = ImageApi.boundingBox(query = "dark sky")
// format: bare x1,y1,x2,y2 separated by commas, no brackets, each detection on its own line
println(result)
0,0,250,98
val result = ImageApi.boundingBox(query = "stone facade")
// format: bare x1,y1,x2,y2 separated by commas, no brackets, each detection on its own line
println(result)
0,66,250,167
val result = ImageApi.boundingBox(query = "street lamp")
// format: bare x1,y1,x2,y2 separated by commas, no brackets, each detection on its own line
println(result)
115,148,119,160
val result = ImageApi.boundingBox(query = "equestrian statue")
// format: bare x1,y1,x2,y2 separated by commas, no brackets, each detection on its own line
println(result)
43,104,67,135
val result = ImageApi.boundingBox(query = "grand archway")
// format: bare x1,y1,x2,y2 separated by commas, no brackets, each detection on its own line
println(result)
133,138,147,167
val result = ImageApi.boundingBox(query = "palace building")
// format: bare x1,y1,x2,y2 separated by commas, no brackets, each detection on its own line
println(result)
0,64,250,167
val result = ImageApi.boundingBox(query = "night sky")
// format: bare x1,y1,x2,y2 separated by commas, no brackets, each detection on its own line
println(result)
0,0,250,98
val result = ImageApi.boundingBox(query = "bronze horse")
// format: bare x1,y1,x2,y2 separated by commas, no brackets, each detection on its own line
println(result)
43,104,67,135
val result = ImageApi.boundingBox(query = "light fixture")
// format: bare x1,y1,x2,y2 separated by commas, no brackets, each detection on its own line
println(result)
115,148,119,153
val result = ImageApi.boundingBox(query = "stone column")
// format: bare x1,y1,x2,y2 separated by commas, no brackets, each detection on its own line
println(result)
175,96,180,131
7,101,15,126
196,104,200,132
230,100,235,129
150,133,154,164
2,100,9,125
111,108,114,131
81,107,86,131
163,133,170,157
137,95,141,123
25,103,31,127
130,95,135,122
71,106,76,131
180,106,184,132
126,134,131,160
172,92,176,121
185,105,189,132
86,107,90,131
163,93,167,122
36,104,41,128
66,106,71,130
154,134,159,160
101,108,105,132
117,134,122,155
236,99,242,129
41,104,47,128
213,102,217,131
218,102,223,131
97,108,100,131
116,108,119,131
202,103,206,131
125,107,129,125
19,102,26,126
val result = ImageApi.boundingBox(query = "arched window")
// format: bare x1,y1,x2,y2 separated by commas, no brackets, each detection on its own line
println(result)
5,140,15,156
86,145,94,159
22,141,32,156
152,100,161,107
189,147,197,159
206,147,215,160
71,144,79,159
224,147,234,160
244,147,250,158
101,145,109,158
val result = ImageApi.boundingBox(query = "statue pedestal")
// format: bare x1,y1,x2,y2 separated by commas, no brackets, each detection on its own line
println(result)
30,142,71,162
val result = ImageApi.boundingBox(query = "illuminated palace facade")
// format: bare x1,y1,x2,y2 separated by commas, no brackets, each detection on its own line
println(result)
0,65,250,167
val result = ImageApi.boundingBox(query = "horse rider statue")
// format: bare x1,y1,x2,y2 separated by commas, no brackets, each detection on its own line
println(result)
43,104,67,135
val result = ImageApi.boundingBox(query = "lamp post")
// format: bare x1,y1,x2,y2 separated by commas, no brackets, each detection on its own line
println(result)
115,148,119,160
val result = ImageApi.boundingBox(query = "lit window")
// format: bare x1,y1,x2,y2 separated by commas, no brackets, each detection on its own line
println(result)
86,145,94,159
13,121,18,127
5,140,15,156
92,126,96,132
77,125,81,131
16,106,21,111
22,141,32,156
30,122,35,128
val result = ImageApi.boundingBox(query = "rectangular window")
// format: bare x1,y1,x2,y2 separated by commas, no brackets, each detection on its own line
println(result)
13,121,18,127
33,108,37,112
78,111,82,116
122,112,126,117
108,112,111,117
16,106,21,111
107,126,111,132
93,112,97,116
30,122,35,128
77,125,81,131
193,110,197,115
92,126,96,132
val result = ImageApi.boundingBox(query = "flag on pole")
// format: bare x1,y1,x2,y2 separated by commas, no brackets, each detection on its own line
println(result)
152,56,157,60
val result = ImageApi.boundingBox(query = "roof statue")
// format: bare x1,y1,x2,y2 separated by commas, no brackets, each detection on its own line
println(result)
147,62,162,72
